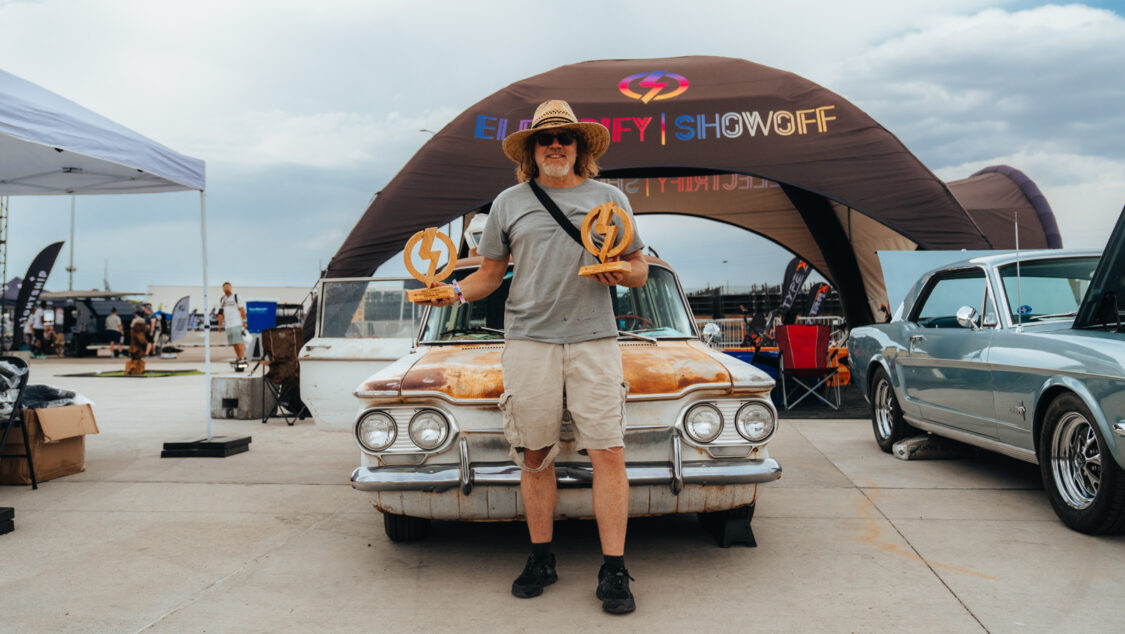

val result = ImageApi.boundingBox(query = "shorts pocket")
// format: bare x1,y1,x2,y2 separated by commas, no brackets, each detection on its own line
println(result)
498,391,521,448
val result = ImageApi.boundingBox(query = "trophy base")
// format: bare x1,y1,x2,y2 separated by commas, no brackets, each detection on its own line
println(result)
579,260,631,279
406,286,456,303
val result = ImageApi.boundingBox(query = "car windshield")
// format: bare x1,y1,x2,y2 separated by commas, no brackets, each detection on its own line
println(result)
318,279,424,338
418,265,696,342
999,256,1099,323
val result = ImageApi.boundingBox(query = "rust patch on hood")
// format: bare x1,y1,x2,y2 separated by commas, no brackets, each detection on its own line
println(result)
400,346,505,400
363,377,402,392
385,341,729,401
621,342,730,394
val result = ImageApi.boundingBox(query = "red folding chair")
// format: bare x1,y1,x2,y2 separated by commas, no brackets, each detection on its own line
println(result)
776,325,840,410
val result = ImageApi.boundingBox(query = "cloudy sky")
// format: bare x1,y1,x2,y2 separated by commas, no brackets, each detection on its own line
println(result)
2,0,1123,300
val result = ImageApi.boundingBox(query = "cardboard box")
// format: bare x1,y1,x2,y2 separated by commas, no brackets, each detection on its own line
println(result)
0,404,100,484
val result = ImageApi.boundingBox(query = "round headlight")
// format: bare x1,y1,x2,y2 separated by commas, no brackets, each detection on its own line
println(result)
735,402,775,443
408,409,450,450
357,410,397,452
683,403,723,443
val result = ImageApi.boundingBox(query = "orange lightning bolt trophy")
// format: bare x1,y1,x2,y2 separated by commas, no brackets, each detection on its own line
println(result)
403,227,458,303
578,202,634,279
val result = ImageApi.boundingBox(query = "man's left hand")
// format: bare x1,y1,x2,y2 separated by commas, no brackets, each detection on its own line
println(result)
592,269,625,286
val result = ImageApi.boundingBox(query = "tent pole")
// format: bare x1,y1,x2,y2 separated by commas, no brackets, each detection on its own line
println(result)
67,195,76,290
200,190,211,441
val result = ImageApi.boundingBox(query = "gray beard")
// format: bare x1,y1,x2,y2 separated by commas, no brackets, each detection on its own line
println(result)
541,162,572,179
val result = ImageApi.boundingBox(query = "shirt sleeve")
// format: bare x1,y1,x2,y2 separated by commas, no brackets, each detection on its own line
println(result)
477,195,509,261
612,186,645,256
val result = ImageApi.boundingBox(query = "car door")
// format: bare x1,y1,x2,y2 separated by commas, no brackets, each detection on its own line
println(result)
299,277,422,431
899,267,999,439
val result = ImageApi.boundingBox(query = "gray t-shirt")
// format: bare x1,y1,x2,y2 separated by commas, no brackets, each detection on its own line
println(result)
478,178,645,344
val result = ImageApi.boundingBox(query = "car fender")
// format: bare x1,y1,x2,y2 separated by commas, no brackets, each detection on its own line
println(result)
1033,374,1125,470
849,328,905,404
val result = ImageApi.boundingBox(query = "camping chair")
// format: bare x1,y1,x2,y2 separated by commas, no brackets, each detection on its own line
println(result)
775,325,840,410
259,327,308,426
0,356,37,489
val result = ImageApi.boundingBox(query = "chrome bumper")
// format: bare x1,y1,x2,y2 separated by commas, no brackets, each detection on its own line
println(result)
351,437,781,495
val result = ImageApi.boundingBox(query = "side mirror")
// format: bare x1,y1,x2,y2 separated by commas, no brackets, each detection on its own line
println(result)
955,306,979,330
702,323,722,347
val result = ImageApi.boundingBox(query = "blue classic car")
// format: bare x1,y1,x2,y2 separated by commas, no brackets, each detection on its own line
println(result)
849,208,1125,534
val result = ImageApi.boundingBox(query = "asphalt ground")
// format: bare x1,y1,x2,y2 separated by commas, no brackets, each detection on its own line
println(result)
2,353,1124,632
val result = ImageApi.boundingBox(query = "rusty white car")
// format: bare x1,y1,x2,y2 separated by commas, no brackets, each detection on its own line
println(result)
348,255,781,545
300,278,423,431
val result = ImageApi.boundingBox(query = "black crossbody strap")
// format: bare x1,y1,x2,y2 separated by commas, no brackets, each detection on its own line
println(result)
528,180,584,247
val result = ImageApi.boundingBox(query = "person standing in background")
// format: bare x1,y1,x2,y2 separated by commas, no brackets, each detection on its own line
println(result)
30,301,47,358
217,282,248,365
105,307,123,358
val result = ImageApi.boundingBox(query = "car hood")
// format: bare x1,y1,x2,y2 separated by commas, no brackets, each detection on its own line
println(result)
1075,207,1124,330
357,340,772,403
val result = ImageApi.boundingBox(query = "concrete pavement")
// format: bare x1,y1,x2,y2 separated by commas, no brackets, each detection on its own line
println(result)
2,356,1124,632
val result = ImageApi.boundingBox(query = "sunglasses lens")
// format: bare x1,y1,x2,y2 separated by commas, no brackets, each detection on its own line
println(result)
535,132,576,146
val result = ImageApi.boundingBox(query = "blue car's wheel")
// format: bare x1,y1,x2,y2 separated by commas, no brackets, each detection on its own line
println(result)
1040,393,1125,534
870,366,915,453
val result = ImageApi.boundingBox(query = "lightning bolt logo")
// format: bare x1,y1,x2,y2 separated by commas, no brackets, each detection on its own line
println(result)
418,227,441,286
580,202,634,264
403,227,457,289
594,207,618,261
618,71,690,103
636,72,669,104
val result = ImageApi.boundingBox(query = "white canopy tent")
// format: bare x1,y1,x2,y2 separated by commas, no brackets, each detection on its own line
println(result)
0,68,219,441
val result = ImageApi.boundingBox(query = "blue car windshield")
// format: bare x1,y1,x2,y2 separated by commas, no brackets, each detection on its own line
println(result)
999,256,1099,323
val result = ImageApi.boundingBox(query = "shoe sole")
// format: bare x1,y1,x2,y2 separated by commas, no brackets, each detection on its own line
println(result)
511,574,557,599
601,598,636,614
597,580,636,614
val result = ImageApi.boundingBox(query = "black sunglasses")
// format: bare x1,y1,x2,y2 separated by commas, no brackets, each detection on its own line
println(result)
534,131,576,146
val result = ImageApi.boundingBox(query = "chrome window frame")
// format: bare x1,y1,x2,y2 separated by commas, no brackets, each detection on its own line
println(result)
908,265,991,328
314,276,420,339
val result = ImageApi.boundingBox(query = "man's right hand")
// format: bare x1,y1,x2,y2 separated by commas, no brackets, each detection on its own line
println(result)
411,283,458,307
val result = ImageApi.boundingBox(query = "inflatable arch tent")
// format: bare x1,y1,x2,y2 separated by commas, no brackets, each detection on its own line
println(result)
325,56,1060,327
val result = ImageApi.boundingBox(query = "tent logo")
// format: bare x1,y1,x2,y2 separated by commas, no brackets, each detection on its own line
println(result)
618,72,689,104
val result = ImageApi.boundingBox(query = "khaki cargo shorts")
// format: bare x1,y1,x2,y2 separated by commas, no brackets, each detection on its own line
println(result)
498,337,627,472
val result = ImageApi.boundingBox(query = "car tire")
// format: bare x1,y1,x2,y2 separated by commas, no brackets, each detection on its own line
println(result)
1039,393,1125,535
383,513,431,542
870,366,916,453
697,504,756,547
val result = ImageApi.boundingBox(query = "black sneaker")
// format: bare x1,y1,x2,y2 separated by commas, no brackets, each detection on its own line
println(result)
511,554,558,598
596,564,636,614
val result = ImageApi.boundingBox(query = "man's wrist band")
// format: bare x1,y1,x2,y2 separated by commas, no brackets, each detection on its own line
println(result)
451,280,467,304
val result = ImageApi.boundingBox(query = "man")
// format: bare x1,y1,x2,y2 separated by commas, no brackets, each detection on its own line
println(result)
105,307,123,358
418,100,648,613
30,301,47,358
217,282,247,364
143,304,157,356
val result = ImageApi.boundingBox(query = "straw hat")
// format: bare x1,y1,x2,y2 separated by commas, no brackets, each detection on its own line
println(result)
502,100,610,164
